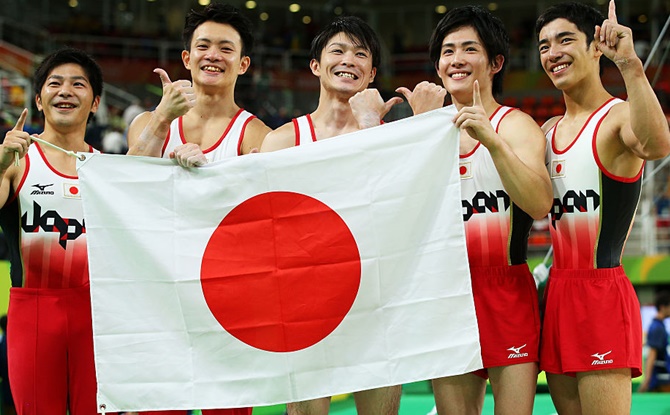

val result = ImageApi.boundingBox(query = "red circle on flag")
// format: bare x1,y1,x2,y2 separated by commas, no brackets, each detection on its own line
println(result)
201,191,361,353
69,186,79,195
459,166,467,175
556,164,562,174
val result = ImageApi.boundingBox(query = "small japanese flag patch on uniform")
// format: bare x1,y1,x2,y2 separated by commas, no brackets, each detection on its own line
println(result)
551,160,565,178
459,161,472,180
63,183,81,199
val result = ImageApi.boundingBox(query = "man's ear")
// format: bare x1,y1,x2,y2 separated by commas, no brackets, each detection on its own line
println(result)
369,67,377,85
309,59,321,77
491,55,505,74
591,41,603,59
182,49,191,70
90,95,100,114
238,56,251,75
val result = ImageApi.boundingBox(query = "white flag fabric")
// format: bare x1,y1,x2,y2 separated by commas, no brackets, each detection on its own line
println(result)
79,107,481,412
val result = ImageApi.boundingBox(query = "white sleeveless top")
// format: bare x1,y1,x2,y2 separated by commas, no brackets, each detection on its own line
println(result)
2,143,98,288
162,109,256,161
292,114,317,146
546,98,642,270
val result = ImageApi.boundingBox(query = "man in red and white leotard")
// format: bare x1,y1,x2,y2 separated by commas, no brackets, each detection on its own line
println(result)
399,6,552,415
126,4,268,415
0,48,113,415
260,16,403,415
535,1,670,414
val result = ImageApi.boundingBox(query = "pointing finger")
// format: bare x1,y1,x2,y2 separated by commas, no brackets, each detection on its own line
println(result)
472,80,482,107
153,68,172,87
13,108,28,131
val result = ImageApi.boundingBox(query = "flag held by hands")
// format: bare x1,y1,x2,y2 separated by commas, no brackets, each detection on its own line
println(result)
79,107,481,412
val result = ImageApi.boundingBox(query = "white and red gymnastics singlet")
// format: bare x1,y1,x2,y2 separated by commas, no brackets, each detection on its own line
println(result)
1,143,97,289
161,109,256,161
456,104,540,371
546,97,641,270
0,142,104,415
459,105,534,267
541,97,643,376
292,114,318,145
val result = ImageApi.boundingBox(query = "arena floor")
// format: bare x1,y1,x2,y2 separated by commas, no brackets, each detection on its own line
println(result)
329,393,670,415
245,389,670,415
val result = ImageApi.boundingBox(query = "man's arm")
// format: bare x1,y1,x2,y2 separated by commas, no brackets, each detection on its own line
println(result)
0,110,31,207
597,0,670,160
260,122,297,153
495,111,553,219
241,118,272,154
127,68,195,157
637,347,658,392
455,81,552,219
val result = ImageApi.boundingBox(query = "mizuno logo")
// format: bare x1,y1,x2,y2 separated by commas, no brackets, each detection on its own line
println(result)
507,344,529,359
591,350,613,365
30,183,55,195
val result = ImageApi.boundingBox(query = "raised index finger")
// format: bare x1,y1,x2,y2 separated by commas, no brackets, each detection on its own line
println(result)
12,108,28,131
608,0,617,24
472,80,482,107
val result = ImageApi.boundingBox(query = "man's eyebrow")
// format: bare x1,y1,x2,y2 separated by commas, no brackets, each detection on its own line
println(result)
47,75,89,82
195,37,236,46
539,31,578,44
442,40,481,48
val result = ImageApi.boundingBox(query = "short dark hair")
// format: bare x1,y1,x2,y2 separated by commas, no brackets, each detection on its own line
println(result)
183,2,254,56
33,48,103,99
33,48,103,123
428,6,509,96
655,290,670,310
535,2,605,48
310,16,381,70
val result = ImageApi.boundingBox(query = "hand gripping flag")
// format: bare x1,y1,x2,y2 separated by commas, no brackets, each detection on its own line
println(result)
78,107,482,412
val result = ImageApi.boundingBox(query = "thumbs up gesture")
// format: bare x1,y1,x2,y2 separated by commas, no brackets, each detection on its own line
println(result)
153,68,196,123
349,88,404,129
396,81,446,116
453,80,496,147
1,109,32,171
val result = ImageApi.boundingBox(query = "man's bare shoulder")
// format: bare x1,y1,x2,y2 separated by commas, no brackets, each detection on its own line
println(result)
604,99,630,123
597,100,634,146
260,121,297,152
496,109,544,138
540,115,562,135
240,117,272,154
502,108,541,127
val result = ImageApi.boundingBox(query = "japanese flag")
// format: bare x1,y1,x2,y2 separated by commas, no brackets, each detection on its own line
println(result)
78,107,481,413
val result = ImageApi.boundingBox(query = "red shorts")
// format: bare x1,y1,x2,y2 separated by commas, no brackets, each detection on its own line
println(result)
539,266,642,377
470,264,540,377
7,284,115,415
